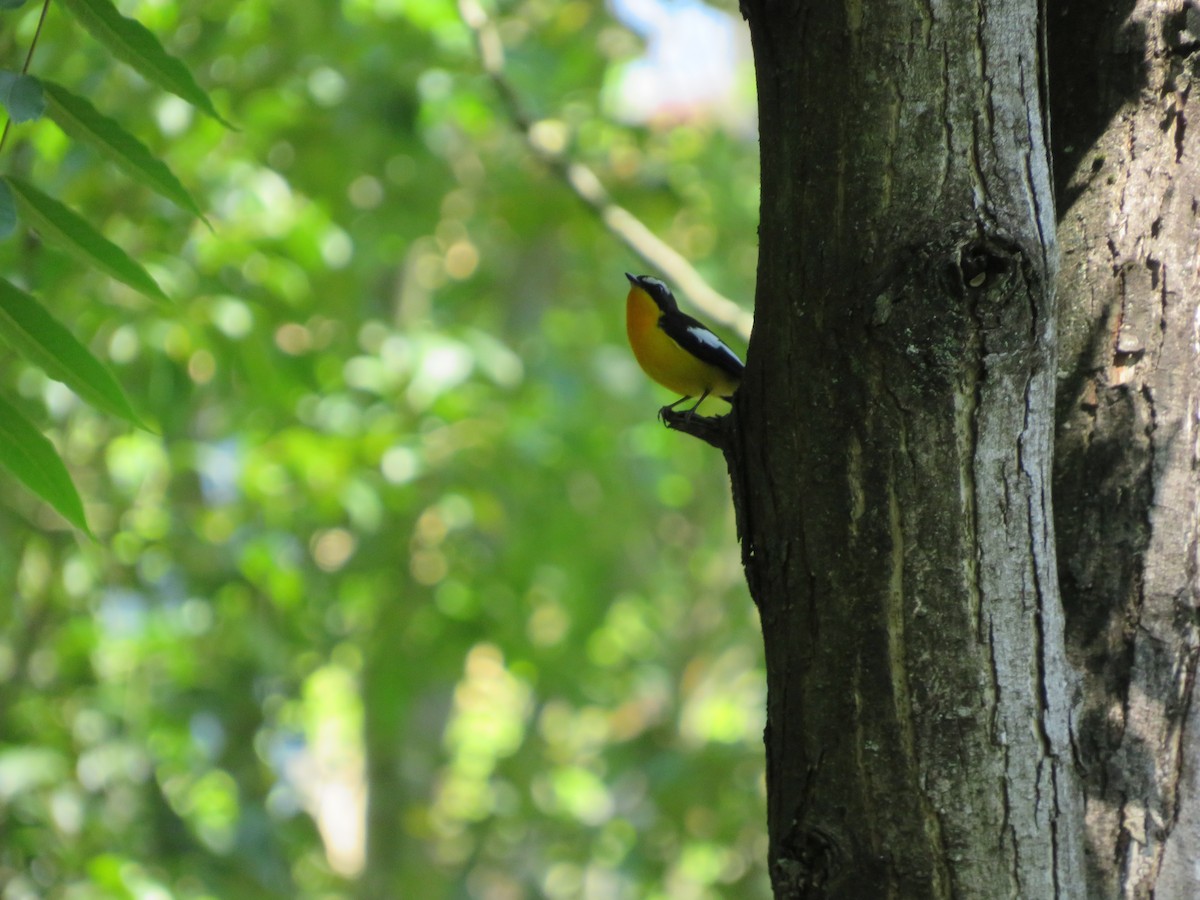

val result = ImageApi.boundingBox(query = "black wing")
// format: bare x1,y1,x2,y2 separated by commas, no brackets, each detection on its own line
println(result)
658,311,744,380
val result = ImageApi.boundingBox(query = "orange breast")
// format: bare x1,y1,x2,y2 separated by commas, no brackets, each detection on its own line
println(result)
626,287,739,399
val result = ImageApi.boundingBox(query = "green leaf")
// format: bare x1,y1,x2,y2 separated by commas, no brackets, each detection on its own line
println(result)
0,278,146,429
56,0,233,127
0,179,15,239
0,71,44,122
4,177,170,304
42,82,204,220
0,1,28,11
0,392,90,533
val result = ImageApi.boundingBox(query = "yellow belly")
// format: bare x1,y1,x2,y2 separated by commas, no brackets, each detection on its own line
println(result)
626,289,740,398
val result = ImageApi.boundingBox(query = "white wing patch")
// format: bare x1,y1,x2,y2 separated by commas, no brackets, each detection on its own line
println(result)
687,325,731,353
686,325,722,347
685,325,742,369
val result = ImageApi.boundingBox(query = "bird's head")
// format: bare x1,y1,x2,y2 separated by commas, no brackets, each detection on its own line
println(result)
625,272,679,313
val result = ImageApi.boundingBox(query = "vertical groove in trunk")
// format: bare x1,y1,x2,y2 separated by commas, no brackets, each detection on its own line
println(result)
735,0,1084,895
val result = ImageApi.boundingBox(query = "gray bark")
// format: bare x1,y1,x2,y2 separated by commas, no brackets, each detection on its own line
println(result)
1050,1,1200,896
728,0,1086,895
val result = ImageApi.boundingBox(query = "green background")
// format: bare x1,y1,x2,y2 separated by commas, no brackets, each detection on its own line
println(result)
0,0,765,896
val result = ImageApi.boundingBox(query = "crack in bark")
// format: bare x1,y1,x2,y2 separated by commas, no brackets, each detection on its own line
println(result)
939,41,954,196
1156,260,1169,357
987,615,1022,893
1021,362,1068,897
1164,643,1200,837
961,266,987,646
885,449,954,897
1021,378,1054,764
1170,85,1188,162
1050,762,1064,898
968,2,995,214
1018,55,1053,273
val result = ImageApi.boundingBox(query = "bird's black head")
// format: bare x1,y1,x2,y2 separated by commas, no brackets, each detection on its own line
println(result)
625,273,678,313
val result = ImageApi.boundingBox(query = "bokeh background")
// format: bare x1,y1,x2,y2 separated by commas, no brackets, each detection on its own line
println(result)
0,0,764,896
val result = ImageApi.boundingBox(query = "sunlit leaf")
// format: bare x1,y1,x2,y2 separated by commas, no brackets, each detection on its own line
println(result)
0,71,44,122
4,177,169,303
0,391,90,533
56,0,233,127
0,278,146,428
42,81,204,220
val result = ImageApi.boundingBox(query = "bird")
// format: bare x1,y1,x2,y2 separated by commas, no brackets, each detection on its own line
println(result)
624,272,744,417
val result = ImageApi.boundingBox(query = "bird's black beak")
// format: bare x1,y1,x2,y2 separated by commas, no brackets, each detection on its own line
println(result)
625,272,639,286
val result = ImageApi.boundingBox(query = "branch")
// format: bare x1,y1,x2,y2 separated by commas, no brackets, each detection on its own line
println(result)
456,0,753,342
659,406,734,450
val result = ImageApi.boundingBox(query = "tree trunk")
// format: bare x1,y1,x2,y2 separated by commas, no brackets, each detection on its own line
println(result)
1050,2,1200,896
729,1,1086,895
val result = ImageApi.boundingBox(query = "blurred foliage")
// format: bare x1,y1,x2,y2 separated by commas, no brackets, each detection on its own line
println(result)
0,0,764,897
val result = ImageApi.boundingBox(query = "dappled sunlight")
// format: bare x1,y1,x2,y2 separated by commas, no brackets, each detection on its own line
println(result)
430,642,534,867
296,661,367,877
679,647,765,748
0,0,763,895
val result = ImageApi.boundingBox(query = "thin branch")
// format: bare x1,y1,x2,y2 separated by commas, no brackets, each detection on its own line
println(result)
456,0,754,342
0,0,53,156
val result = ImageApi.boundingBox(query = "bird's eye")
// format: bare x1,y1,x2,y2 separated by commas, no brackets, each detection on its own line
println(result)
641,277,671,303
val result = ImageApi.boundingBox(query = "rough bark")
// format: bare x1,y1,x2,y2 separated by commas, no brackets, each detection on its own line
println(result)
727,0,1086,896
1050,1,1200,896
